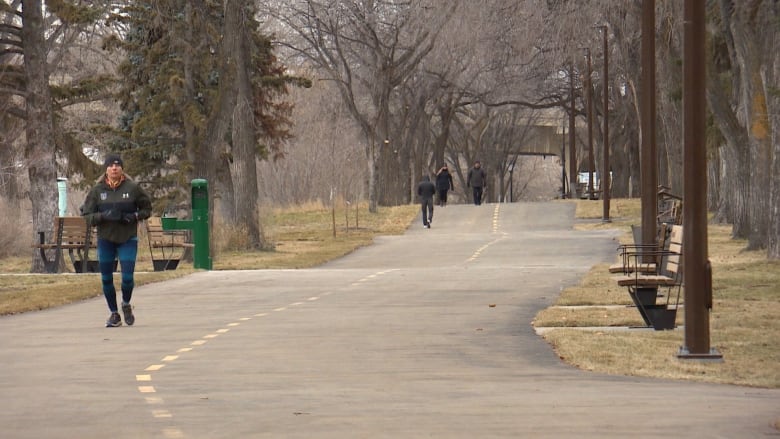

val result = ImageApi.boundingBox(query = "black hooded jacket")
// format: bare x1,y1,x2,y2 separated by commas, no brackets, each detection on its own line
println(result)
82,175,152,244
417,176,436,200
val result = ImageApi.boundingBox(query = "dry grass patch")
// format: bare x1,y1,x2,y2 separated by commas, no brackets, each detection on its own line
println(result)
533,306,646,328
0,270,190,315
571,198,641,230
537,198,780,388
213,204,417,269
545,263,629,306
543,328,779,388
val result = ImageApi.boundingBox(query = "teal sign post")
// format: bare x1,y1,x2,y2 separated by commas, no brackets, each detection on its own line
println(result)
161,179,213,270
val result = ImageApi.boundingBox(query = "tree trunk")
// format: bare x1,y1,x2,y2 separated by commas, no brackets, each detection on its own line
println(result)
366,140,378,213
731,3,772,250
705,12,751,237
706,145,721,213
21,0,59,273
765,3,780,259
744,69,771,250
225,0,263,248
202,0,240,224
711,145,731,224
770,118,780,258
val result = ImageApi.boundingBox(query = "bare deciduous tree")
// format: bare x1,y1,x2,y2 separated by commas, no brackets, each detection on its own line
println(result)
266,0,455,212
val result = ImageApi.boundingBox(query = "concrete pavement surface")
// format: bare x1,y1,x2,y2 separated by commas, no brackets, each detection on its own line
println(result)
1,202,778,438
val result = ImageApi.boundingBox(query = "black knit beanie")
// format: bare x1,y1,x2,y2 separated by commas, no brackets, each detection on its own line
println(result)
103,153,123,168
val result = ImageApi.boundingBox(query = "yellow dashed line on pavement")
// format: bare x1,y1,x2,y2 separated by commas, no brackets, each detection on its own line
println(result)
162,427,185,438
468,235,506,262
492,205,501,233
139,268,399,438
153,409,173,418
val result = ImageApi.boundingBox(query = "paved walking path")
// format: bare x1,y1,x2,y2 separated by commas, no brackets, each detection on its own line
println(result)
1,202,777,438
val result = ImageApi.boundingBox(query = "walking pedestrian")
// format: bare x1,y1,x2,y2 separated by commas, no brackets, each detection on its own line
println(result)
417,175,436,228
467,160,487,205
82,153,152,327
435,164,454,206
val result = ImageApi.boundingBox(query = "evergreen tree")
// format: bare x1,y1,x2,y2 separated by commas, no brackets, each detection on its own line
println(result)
104,1,309,231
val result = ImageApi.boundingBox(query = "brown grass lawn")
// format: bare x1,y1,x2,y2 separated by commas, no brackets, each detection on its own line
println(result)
1,199,777,389
536,198,780,389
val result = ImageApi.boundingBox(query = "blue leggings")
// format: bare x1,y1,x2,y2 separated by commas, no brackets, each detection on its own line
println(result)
97,237,138,312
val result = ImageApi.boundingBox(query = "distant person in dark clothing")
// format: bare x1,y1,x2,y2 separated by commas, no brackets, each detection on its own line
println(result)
467,160,487,205
417,175,436,228
435,164,454,206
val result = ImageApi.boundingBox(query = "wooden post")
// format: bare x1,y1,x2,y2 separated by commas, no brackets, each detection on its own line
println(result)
640,0,658,257
600,25,611,222
585,48,595,200
678,0,721,360
569,64,577,199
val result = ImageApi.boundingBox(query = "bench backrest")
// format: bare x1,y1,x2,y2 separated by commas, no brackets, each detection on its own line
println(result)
55,216,91,244
146,216,190,247
661,225,683,278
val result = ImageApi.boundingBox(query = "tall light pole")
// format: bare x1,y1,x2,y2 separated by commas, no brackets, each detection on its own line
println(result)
640,0,658,252
678,0,721,360
598,25,611,222
561,121,567,199
584,48,595,200
569,64,577,200
508,159,516,202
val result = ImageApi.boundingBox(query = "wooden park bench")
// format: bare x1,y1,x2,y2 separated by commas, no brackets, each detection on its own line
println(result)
657,186,683,226
145,216,193,271
613,225,683,330
609,223,670,275
32,216,97,273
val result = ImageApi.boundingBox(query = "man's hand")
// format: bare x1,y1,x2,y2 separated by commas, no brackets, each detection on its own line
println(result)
101,209,121,222
121,212,138,224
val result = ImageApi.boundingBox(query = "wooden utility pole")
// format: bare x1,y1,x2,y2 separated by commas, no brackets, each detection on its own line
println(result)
599,25,611,222
584,49,595,200
569,64,577,199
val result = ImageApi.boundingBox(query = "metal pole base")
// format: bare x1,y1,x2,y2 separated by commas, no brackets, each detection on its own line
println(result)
677,347,723,361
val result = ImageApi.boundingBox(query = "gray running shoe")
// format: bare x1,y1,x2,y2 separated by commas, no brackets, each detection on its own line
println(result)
121,303,135,326
106,312,122,327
